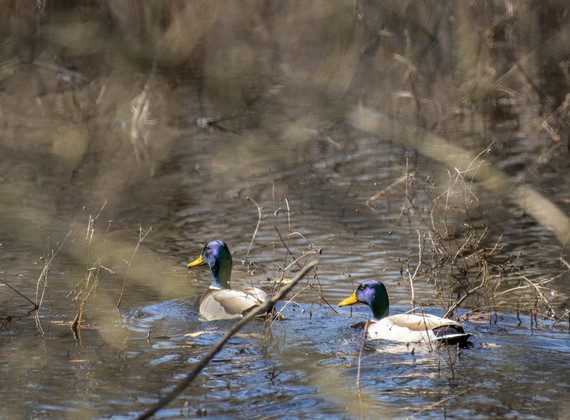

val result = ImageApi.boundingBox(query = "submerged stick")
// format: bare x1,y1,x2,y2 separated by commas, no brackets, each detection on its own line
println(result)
136,260,318,420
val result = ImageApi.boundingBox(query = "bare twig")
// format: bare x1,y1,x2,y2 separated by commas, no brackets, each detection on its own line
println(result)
493,270,562,319
271,283,312,321
284,197,292,232
410,389,469,418
72,263,104,335
398,155,412,221
35,229,73,335
487,233,502,256
366,173,413,213
444,269,487,319
407,229,424,308
356,322,368,389
0,277,37,312
274,226,303,270
117,226,152,309
136,260,318,420
246,196,263,258
283,245,321,272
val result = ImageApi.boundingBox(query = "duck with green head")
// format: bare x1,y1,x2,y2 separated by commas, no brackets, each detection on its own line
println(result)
187,240,268,321
339,280,471,344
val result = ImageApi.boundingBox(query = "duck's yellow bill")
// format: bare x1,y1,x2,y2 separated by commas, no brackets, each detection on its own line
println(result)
338,292,358,307
187,254,205,268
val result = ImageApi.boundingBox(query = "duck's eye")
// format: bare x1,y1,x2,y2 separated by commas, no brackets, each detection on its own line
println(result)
357,284,364,291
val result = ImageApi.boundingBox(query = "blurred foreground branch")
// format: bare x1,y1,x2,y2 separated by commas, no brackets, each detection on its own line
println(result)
350,105,570,246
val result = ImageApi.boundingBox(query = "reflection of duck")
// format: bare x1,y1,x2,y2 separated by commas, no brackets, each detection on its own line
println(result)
187,240,268,321
339,280,472,344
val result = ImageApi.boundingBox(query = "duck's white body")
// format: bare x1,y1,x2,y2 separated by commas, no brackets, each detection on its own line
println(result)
200,286,268,321
366,313,469,343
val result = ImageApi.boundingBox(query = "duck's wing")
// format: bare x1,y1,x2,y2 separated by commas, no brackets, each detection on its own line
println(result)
199,287,268,321
241,287,268,303
388,313,460,330
368,313,471,344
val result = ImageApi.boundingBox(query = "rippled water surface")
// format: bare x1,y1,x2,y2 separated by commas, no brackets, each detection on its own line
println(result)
1,130,568,419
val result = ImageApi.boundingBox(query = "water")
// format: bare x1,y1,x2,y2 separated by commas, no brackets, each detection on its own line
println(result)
6,301,565,419
1,2,570,419
1,129,568,419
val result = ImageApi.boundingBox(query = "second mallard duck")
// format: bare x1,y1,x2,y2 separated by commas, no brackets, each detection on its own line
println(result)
339,280,471,344
187,240,268,321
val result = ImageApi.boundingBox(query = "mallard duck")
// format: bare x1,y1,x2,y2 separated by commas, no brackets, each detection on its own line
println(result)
338,280,471,344
187,240,268,321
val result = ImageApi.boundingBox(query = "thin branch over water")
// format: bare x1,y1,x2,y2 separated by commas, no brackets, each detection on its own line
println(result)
136,260,318,420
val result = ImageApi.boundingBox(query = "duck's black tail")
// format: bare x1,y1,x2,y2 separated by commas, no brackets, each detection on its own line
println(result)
433,325,472,345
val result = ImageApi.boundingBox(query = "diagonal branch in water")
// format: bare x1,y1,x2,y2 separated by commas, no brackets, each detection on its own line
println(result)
0,276,38,312
136,260,318,420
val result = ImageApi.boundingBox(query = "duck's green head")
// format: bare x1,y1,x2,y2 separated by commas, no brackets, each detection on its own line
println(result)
187,240,232,289
338,280,390,321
